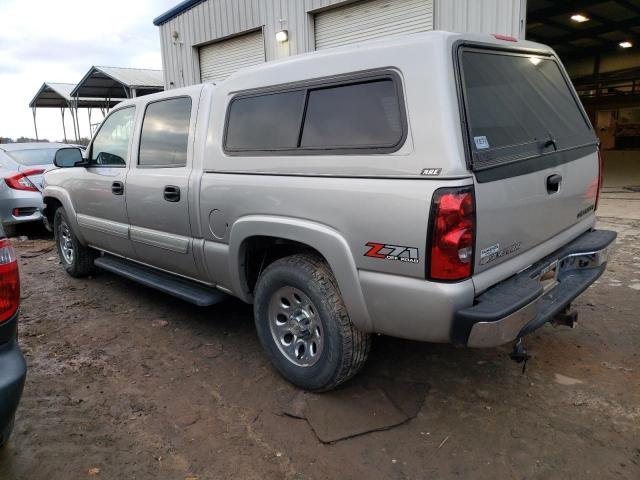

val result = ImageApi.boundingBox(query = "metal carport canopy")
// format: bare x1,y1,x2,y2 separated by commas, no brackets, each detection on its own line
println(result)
70,66,164,99
29,82,120,109
29,82,118,142
28,82,121,142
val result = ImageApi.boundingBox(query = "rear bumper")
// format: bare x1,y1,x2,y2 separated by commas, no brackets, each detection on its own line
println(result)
0,313,27,444
453,229,617,348
0,188,44,225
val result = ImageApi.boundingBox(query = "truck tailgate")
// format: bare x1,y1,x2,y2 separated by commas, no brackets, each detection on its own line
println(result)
455,44,599,276
474,151,598,274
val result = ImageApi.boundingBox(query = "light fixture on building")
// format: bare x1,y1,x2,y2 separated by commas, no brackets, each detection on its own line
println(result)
172,30,183,46
619,41,633,48
570,14,589,23
275,30,289,43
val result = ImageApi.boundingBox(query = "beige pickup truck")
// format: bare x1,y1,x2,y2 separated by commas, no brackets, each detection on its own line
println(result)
43,31,615,391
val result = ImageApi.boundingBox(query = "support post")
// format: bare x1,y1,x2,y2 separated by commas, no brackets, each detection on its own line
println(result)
69,101,78,142
60,107,68,143
74,103,81,141
32,108,39,141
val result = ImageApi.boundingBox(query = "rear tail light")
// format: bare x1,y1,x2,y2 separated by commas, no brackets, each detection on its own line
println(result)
4,168,44,192
0,238,19,323
428,186,475,281
595,148,604,210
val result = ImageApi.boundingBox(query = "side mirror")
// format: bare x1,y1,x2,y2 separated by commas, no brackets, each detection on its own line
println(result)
54,147,85,168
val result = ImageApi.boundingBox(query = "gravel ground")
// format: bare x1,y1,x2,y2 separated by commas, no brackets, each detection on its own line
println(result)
0,199,638,479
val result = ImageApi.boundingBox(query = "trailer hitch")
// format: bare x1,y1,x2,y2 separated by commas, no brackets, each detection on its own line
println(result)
552,305,578,328
509,339,530,374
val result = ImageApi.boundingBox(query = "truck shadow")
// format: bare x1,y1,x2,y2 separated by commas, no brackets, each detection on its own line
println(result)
92,268,559,443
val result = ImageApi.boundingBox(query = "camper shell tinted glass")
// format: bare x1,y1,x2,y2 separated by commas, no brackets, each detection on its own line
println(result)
225,91,304,151
300,79,403,149
457,46,596,174
223,71,406,155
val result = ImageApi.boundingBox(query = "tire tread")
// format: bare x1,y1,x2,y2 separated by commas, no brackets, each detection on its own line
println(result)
54,208,97,278
256,253,371,391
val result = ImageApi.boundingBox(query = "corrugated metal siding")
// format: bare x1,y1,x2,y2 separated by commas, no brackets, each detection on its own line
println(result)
315,0,433,50
199,30,265,82
434,0,525,39
159,0,351,88
158,0,524,89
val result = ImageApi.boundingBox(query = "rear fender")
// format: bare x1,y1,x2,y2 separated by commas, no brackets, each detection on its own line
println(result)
228,215,372,332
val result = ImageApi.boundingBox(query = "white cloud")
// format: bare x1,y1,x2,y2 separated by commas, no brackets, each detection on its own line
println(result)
0,0,175,141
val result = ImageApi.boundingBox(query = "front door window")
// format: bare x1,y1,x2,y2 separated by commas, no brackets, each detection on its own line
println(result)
90,107,135,166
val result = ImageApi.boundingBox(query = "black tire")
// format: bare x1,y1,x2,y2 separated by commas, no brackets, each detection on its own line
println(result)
0,415,14,449
254,254,371,392
54,208,97,278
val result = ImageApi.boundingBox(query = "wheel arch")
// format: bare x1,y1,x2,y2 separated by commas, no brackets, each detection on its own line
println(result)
228,215,372,332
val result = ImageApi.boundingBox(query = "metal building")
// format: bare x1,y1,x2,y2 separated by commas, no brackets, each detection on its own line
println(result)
154,0,526,89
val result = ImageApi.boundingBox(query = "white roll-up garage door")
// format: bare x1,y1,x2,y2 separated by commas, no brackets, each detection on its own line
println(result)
314,0,433,50
199,30,265,83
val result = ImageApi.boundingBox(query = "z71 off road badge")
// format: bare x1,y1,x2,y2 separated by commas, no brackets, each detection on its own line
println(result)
364,243,419,264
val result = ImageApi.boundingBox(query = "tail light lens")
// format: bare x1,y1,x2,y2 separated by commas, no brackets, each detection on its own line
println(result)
428,186,475,281
595,149,604,210
0,238,19,323
5,168,45,192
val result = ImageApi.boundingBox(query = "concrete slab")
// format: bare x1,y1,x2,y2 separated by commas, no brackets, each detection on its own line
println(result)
598,189,640,221
602,150,640,188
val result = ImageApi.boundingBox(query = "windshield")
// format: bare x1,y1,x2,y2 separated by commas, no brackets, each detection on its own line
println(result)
6,148,59,166
459,49,594,169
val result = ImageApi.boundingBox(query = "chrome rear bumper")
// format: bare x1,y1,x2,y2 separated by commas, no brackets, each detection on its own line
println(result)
454,229,616,348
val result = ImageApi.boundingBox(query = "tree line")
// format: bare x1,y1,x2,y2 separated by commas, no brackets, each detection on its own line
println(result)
0,137,90,146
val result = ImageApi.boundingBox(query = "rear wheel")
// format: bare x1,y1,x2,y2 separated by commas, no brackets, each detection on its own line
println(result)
253,254,371,392
54,208,97,277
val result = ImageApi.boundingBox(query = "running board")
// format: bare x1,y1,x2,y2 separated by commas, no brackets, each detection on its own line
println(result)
94,255,227,306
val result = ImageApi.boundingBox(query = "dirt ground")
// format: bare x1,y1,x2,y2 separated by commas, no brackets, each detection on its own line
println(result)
0,193,639,479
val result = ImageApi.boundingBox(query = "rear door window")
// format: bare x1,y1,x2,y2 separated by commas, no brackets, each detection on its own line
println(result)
138,97,192,167
459,48,595,170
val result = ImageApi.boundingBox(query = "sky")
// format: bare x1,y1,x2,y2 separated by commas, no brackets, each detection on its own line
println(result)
0,0,177,142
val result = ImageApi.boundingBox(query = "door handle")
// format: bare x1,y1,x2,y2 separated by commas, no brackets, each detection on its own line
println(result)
163,185,181,202
546,174,562,194
112,181,124,195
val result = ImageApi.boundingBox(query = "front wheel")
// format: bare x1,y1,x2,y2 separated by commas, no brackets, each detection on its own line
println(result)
54,208,97,278
254,254,371,392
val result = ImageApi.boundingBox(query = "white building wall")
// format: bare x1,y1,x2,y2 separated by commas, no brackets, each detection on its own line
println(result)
435,0,526,40
158,0,525,89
